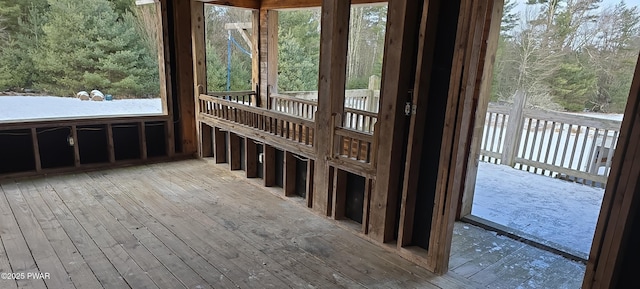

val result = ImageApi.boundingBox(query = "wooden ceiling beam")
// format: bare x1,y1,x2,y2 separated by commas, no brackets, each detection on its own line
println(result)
196,0,261,9
260,0,386,10
197,0,386,11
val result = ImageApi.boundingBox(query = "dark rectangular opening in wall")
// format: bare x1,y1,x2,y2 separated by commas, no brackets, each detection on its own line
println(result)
275,149,284,187
295,157,307,198
112,123,141,161
37,127,74,169
145,122,167,158
257,144,264,178
0,129,35,174
345,173,366,224
239,137,246,171
77,125,109,165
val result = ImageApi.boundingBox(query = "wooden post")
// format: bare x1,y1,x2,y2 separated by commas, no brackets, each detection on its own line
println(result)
313,0,350,216
369,0,422,243
501,90,526,167
306,159,314,208
191,0,206,157
229,133,242,170
284,152,297,196
251,11,260,106
459,0,504,218
201,123,213,157
332,169,348,220
245,138,258,178
71,125,81,167
259,9,278,108
214,127,227,164
366,75,380,112
173,0,197,155
31,128,42,172
139,122,148,160
263,144,276,187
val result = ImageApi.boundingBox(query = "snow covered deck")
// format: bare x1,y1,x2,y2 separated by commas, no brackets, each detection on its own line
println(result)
472,162,604,260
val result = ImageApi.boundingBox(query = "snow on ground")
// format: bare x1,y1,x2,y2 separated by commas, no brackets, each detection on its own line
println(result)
472,162,604,258
0,96,163,121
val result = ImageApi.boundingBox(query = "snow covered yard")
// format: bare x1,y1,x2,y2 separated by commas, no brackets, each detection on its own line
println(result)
0,96,163,121
472,161,604,259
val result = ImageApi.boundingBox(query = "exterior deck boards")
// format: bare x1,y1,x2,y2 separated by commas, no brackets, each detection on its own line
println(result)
0,159,585,288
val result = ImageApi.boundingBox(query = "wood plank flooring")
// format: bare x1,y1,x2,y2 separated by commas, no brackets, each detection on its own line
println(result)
0,159,480,289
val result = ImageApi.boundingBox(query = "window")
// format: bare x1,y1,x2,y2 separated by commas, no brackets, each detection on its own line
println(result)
0,0,165,122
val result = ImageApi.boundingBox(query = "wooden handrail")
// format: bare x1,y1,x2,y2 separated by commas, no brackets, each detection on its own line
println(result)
270,93,319,106
206,90,256,97
199,94,314,128
344,107,378,118
334,127,374,142
487,104,621,131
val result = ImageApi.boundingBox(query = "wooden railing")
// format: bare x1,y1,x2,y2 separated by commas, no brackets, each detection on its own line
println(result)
480,103,622,187
270,93,379,134
331,114,378,177
343,107,377,134
270,93,317,120
207,90,257,106
199,94,315,157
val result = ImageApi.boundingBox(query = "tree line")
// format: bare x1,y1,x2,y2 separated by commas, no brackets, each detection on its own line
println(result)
203,5,387,93
492,0,640,113
0,0,159,98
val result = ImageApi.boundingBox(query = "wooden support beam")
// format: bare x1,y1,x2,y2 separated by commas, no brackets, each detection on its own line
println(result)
259,9,278,108
192,0,207,157
362,179,372,234
200,0,261,9
229,132,242,170
173,0,197,155
30,128,42,172
251,11,260,105
284,152,297,196
139,122,148,160
201,123,214,157
306,159,314,208
459,0,504,218
214,127,227,163
263,144,277,187
71,125,81,167
245,138,259,178
313,0,350,216
106,124,116,163
332,169,348,220
369,0,422,243
427,0,494,274
260,0,386,10
583,53,640,289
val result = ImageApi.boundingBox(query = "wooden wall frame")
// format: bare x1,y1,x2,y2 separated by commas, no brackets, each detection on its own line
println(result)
313,0,350,216
583,53,640,289
369,0,422,244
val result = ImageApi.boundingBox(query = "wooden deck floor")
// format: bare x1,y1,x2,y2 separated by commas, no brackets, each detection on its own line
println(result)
0,159,478,289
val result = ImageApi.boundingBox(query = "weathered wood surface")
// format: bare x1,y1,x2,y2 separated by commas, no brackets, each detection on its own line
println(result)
0,160,479,289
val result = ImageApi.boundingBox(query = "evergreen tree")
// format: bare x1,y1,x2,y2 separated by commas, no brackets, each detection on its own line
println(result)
278,10,320,91
0,0,49,90
34,0,158,97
